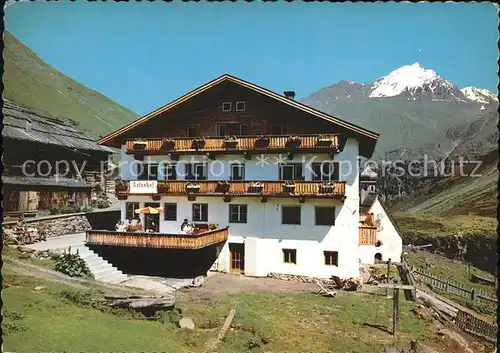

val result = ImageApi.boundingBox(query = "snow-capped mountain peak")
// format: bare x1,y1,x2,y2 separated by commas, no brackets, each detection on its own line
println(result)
460,86,498,104
368,62,463,102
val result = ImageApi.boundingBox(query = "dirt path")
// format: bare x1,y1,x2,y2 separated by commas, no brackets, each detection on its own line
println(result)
177,272,318,301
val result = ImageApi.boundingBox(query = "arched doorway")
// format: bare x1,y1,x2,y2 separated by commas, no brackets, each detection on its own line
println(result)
374,253,383,262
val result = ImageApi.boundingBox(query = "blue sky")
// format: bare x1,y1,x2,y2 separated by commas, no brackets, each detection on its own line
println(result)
5,1,498,115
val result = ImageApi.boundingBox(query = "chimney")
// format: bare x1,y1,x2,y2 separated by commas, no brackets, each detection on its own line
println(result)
284,91,295,100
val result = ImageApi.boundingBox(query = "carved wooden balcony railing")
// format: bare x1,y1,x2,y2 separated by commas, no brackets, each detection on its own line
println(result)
85,227,229,250
358,226,377,246
116,180,346,199
125,134,340,156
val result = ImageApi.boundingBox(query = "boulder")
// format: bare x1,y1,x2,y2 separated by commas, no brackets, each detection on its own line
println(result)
179,317,195,330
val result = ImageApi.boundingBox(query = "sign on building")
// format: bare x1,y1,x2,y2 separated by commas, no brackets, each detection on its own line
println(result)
130,180,157,194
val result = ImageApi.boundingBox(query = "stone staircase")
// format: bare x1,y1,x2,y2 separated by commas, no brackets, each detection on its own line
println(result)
59,245,128,284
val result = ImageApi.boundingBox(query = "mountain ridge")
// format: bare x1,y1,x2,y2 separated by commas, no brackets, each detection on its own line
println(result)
302,62,498,160
2,31,139,139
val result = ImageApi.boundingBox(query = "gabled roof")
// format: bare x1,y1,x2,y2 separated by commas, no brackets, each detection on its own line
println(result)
97,74,379,149
3,101,113,154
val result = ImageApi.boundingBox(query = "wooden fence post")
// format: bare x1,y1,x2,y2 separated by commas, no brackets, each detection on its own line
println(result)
386,258,392,298
471,288,475,302
410,340,418,352
392,287,399,336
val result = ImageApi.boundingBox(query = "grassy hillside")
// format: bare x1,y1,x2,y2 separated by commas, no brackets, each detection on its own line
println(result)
389,150,497,218
3,31,139,138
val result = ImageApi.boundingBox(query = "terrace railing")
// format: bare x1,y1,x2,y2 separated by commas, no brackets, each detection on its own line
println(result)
85,227,229,250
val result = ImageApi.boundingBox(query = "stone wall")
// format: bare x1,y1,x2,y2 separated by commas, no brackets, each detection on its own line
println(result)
4,215,91,238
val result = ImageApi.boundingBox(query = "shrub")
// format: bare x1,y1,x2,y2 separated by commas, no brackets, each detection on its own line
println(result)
58,290,93,306
55,250,93,279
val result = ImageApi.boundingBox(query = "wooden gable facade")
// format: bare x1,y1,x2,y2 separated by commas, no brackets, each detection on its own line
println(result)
99,75,379,157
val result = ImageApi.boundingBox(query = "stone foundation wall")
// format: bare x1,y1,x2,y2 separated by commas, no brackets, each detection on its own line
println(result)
267,272,329,284
4,215,91,238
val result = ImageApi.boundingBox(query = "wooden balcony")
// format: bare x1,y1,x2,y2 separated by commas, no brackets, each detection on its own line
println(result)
358,226,377,245
125,134,340,156
85,227,229,250
116,180,346,200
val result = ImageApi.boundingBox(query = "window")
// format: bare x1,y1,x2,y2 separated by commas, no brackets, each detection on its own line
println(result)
126,202,140,220
270,124,284,135
324,251,338,266
148,163,158,180
217,123,248,136
222,102,232,112
236,101,246,111
187,126,198,137
315,207,336,226
217,124,228,137
312,162,339,181
283,249,297,264
193,203,208,222
279,163,304,180
230,163,245,181
229,204,247,223
163,163,177,180
137,163,158,180
185,163,207,180
282,206,301,225
164,203,177,221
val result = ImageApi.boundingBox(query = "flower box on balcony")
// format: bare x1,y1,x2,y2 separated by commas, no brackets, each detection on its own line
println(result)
115,179,128,192
316,135,334,146
160,138,176,151
255,136,270,148
132,140,147,151
282,181,296,193
192,138,206,150
319,182,335,193
157,183,169,193
249,182,264,193
216,181,231,193
208,223,219,231
285,136,302,148
186,183,201,193
224,135,238,148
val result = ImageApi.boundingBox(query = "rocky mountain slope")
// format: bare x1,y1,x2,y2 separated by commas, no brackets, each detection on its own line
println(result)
3,31,139,139
302,62,498,160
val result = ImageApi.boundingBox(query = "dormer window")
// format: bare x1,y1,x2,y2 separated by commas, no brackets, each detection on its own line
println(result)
236,101,246,111
222,102,232,112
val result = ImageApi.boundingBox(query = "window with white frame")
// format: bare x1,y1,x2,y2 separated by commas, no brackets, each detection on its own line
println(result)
229,204,247,223
125,202,140,220
230,163,245,181
312,162,339,181
185,163,208,180
137,163,158,180
192,203,208,222
279,163,304,180
222,102,232,112
162,163,177,180
235,101,246,111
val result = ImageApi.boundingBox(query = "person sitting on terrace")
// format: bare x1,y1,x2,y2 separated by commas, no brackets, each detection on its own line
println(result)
135,220,143,231
181,219,189,232
115,220,124,231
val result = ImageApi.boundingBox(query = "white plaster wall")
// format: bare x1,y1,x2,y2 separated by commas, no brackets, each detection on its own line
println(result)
118,138,362,279
358,198,403,264
121,195,360,278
